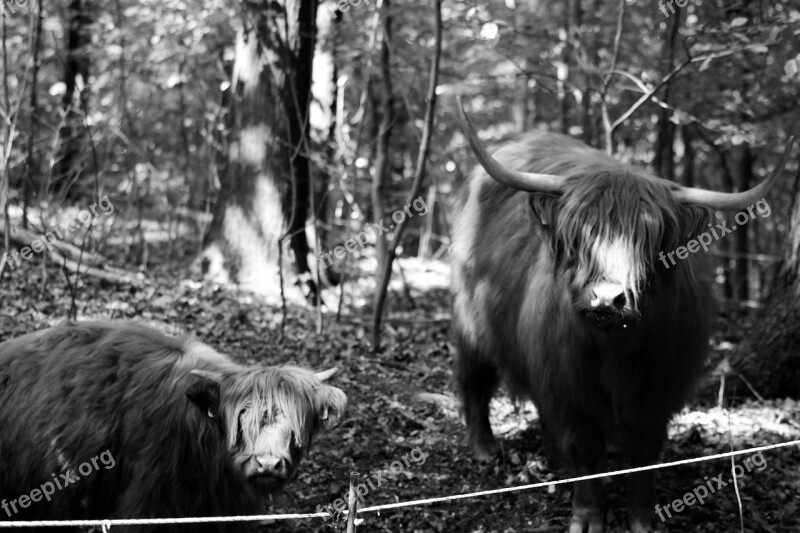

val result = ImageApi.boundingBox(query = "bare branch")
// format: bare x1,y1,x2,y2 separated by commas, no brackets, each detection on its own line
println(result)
600,0,626,154
371,0,442,351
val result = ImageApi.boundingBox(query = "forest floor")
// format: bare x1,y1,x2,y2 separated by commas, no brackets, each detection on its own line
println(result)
1,241,799,533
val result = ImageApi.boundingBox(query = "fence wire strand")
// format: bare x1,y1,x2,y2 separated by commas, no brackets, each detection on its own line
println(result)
1,439,798,529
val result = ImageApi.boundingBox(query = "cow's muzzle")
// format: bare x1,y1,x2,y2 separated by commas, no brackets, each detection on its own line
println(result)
244,455,296,493
577,282,635,330
251,456,289,477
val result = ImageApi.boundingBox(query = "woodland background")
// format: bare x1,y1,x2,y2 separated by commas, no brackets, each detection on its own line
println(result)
1,0,800,531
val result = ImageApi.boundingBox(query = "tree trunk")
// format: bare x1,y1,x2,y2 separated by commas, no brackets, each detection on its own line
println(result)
730,145,753,302
727,163,800,399
727,1,756,303
654,6,681,181
23,0,43,229
201,0,317,299
680,123,695,187
556,0,571,135
55,0,92,198
569,0,591,145
310,3,340,286
371,0,393,270
717,149,735,299
286,0,317,300
209,48,232,217
512,75,529,134
510,1,529,135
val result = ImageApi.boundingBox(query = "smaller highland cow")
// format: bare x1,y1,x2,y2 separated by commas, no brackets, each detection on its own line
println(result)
0,321,347,532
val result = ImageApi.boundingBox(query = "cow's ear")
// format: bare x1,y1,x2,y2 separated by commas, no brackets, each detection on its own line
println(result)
316,385,347,430
187,370,223,420
528,193,559,228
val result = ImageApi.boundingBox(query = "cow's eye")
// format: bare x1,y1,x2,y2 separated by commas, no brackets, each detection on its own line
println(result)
262,406,280,426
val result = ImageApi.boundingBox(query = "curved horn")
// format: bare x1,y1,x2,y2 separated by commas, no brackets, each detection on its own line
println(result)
672,136,795,209
457,95,564,193
314,368,338,382
190,369,223,384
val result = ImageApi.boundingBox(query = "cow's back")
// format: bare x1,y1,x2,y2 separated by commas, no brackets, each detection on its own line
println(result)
0,323,182,519
0,322,258,530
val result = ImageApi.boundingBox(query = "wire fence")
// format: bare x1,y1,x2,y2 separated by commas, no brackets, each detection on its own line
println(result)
2,439,799,531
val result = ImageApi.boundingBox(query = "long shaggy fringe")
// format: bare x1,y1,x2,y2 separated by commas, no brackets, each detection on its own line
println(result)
557,171,679,304
220,366,335,451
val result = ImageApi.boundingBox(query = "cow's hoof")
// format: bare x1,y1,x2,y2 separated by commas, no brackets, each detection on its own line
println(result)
568,508,604,533
629,517,662,533
630,507,662,532
467,433,497,462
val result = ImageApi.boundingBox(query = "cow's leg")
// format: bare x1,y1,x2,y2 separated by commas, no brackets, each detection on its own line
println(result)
570,478,606,533
560,421,607,533
625,423,667,533
455,344,499,461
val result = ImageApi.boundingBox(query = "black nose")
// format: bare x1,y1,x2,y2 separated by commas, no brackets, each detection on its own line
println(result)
590,283,627,311
581,283,627,328
255,457,289,477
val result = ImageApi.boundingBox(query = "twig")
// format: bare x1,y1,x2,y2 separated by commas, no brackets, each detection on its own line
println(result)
278,235,287,342
600,0,626,154
65,113,103,318
735,372,766,402
604,42,772,144
371,0,441,351
346,472,359,533
394,259,416,308
0,8,32,283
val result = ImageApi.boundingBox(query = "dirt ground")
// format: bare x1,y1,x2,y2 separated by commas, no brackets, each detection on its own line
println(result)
1,254,798,533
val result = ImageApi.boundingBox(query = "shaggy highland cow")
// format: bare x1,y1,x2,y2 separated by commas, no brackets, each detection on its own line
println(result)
451,100,792,533
0,321,347,532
